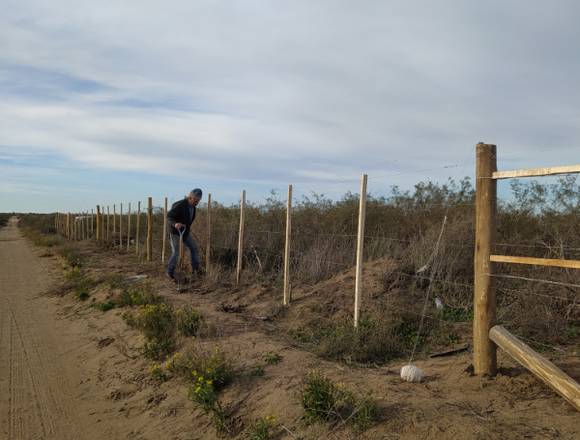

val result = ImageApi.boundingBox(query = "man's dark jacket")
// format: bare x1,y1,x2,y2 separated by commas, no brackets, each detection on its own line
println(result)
167,198,196,236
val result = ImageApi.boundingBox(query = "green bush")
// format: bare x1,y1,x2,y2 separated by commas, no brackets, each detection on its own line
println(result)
169,348,236,436
125,304,176,360
94,301,115,312
176,306,204,337
301,371,338,423
114,283,164,307
262,352,282,365
65,267,94,301
301,371,378,431
247,416,276,440
77,290,90,301
290,316,425,364
61,245,84,268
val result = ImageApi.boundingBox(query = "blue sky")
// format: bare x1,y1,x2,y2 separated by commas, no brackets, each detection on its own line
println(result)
1,1,579,212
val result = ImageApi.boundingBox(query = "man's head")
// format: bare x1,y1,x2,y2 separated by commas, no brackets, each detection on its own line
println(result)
187,188,203,206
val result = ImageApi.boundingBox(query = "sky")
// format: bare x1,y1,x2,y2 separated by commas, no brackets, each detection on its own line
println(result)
1,0,579,212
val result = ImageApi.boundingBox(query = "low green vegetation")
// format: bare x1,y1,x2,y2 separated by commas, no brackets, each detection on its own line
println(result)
290,315,427,364
262,352,282,365
123,303,206,360
440,306,473,322
301,371,378,432
176,306,204,337
61,245,84,268
113,282,164,307
246,416,277,440
64,266,95,301
124,304,177,360
160,348,236,435
94,301,115,312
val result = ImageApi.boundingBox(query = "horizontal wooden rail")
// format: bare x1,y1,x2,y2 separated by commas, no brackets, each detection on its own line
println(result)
492,164,580,180
490,325,580,411
490,255,580,270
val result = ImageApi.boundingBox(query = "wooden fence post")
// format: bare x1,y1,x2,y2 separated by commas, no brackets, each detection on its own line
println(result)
67,213,71,239
119,203,123,249
127,202,132,251
91,209,94,238
474,143,498,375
206,193,212,274
354,174,368,328
96,206,101,241
283,185,293,305
162,197,168,263
147,197,153,262
136,201,141,255
105,206,109,242
113,204,116,243
490,325,580,411
236,190,246,285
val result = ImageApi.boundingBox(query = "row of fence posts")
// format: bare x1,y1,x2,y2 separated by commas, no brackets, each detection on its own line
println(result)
53,177,370,327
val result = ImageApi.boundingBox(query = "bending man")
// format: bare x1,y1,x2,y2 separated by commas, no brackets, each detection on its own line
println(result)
166,188,203,281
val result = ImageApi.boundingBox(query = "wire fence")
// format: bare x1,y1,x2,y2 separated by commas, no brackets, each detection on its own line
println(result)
52,158,580,367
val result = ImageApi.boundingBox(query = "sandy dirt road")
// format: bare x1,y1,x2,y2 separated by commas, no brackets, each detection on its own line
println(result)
0,218,121,440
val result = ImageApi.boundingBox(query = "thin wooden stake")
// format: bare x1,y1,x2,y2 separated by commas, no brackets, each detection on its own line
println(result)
354,174,368,328
147,197,153,262
283,185,292,306
113,204,116,243
206,193,212,274
236,190,246,285
91,209,94,238
162,197,168,263
119,203,123,249
474,143,498,375
136,201,141,255
96,206,101,241
127,202,132,251
106,206,110,242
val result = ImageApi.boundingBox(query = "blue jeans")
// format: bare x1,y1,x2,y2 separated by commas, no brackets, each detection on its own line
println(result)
167,233,200,274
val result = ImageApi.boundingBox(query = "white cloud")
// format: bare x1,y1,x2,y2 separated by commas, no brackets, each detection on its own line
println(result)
1,0,579,210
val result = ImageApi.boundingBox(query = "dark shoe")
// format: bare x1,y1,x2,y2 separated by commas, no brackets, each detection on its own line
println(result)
166,271,175,281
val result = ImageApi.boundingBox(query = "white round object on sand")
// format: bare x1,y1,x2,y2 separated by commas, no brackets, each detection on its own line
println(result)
400,364,424,383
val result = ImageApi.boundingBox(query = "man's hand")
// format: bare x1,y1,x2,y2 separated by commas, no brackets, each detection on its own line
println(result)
174,222,184,230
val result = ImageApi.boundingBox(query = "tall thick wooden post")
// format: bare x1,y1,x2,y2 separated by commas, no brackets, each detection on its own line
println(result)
236,190,246,285
66,213,71,239
96,206,101,241
354,174,368,328
283,185,293,305
136,201,141,255
474,143,498,375
206,193,212,274
147,197,153,262
162,197,168,263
